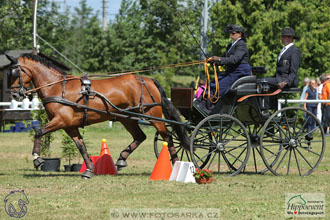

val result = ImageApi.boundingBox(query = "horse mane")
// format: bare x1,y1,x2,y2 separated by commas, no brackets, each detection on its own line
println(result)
21,53,67,75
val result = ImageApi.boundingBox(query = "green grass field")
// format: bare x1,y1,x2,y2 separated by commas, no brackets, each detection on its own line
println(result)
0,122,329,220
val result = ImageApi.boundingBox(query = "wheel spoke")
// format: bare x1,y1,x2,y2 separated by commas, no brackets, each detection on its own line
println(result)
295,147,314,169
265,146,285,162
252,148,257,173
179,148,184,161
196,130,213,143
262,144,278,155
194,148,217,164
185,150,190,161
297,145,321,157
286,148,292,175
274,149,289,173
262,142,286,148
190,114,250,175
207,151,218,170
227,147,246,166
222,154,234,172
293,148,301,176
272,119,290,140
217,152,220,172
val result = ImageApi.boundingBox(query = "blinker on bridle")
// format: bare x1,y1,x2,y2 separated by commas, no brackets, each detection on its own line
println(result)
8,61,32,97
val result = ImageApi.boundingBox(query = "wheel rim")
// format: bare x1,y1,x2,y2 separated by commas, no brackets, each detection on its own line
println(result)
260,107,325,176
190,114,251,176
154,125,191,162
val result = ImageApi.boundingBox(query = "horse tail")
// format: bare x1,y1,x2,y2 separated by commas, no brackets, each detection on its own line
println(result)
152,79,190,148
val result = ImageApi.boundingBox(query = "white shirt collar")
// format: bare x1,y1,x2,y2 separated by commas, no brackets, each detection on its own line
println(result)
278,43,294,62
232,38,241,46
283,42,294,50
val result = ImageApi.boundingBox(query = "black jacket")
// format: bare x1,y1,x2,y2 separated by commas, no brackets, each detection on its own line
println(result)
216,39,250,72
275,45,301,87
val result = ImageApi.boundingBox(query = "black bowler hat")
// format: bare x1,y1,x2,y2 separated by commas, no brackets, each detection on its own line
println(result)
281,27,298,39
224,24,244,33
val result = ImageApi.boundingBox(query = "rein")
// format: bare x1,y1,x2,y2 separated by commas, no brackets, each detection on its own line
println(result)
23,60,205,95
23,72,133,95
202,58,221,103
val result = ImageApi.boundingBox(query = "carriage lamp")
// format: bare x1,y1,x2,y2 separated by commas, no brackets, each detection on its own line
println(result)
257,79,270,94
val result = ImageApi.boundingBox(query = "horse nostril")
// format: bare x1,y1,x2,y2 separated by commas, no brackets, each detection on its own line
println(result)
11,92,20,101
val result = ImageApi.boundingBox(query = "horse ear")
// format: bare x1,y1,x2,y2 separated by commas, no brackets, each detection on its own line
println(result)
5,54,18,65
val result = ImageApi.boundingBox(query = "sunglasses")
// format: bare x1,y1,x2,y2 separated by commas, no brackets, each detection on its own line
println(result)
230,32,237,35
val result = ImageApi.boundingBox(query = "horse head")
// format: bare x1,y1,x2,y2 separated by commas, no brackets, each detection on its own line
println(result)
6,54,33,100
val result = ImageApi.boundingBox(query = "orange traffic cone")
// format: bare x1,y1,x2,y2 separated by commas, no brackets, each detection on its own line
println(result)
100,139,111,157
150,142,172,180
95,139,117,175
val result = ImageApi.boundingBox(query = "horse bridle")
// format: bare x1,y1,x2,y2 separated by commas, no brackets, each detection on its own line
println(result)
8,61,33,98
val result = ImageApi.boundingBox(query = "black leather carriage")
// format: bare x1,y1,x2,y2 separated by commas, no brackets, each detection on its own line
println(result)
229,75,257,96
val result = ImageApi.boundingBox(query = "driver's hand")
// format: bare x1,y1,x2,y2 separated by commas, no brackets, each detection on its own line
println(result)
207,56,221,63
277,81,288,89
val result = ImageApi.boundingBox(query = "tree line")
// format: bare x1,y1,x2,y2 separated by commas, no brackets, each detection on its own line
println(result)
1,0,330,91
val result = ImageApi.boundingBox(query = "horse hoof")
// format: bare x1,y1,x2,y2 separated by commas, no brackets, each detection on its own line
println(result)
81,169,94,179
33,157,45,169
116,159,127,171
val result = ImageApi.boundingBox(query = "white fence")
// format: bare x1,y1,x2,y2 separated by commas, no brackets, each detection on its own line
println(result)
278,99,330,110
0,97,41,110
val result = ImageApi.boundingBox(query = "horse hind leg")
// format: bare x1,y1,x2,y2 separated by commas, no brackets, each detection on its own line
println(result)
64,128,94,179
115,119,146,171
152,121,178,164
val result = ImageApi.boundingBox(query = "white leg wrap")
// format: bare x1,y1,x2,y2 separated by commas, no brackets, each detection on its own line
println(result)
33,153,39,160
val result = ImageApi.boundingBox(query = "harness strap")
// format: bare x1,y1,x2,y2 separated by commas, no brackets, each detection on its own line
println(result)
136,76,156,113
41,96,161,124
80,75,93,127
62,74,67,98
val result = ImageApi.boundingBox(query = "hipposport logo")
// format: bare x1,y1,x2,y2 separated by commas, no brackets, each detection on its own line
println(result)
286,194,325,217
4,190,29,218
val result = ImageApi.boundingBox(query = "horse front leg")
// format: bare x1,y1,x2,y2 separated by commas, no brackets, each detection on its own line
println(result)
32,127,47,169
32,115,68,169
65,128,94,179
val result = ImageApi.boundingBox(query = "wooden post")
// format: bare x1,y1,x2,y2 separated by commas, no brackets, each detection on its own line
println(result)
32,0,38,55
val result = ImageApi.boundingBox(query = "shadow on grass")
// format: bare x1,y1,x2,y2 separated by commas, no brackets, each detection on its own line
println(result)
117,172,151,177
23,173,81,178
211,171,271,177
23,172,152,178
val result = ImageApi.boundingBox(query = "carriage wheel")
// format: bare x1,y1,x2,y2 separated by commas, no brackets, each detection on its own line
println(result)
231,104,270,174
241,123,270,174
190,114,251,176
260,107,325,176
154,125,191,162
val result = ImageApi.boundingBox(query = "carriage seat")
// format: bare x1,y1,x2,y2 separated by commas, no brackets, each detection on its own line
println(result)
229,75,257,96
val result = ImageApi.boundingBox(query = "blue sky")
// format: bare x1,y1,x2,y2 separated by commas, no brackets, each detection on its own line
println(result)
61,0,122,20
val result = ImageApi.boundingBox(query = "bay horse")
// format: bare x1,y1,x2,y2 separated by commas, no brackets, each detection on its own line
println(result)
5,53,190,178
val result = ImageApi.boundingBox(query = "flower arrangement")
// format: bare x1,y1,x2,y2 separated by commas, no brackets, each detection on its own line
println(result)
193,168,213,179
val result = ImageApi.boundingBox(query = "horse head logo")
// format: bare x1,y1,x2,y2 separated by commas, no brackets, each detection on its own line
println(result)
4,190,29,218
287,194,306,205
